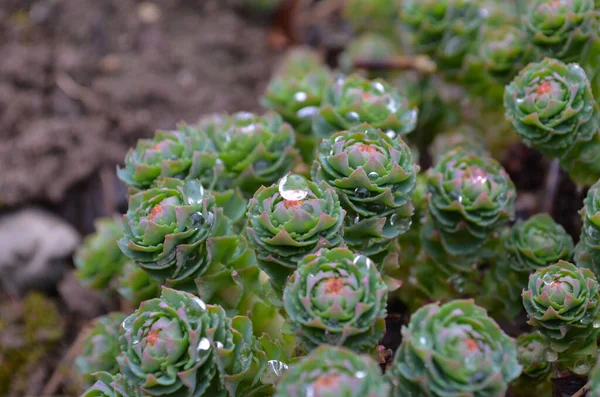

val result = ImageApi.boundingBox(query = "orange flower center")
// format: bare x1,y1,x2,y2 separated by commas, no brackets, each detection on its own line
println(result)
357,144,377,153
465,338,479,352
149,205,162,219
283,200,302,209
536,81,552,95
325,278,344,294
147,329,160,346
315,375,339,389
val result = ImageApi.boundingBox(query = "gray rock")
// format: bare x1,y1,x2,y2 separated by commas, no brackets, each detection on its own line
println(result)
0,208,80,295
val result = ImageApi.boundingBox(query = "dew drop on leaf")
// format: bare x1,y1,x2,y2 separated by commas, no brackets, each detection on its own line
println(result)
279,174,309,201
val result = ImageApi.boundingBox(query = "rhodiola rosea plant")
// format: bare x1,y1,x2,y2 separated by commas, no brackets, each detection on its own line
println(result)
70,1,600,396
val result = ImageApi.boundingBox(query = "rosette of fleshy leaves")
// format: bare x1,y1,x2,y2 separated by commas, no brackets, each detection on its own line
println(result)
342,0,400,36
575,179,600,276
425,148,516,257
81,372,140,397
522,261,600,374
117,262,160,307
118,178,236,291
386,299,521,397
462,25,532,102
504,57,600,185
480,214,574,319
312,124,418,255
76,313,125,386
525,0,597,62
338,33,399,79
509,332,552,397
246,174,345,290
274,345,389,397
400,0,487,71
283,247,387,353
75,217,128,289
313,74,418,138
118,287,288,397
199,112,297,195
117,124,219,192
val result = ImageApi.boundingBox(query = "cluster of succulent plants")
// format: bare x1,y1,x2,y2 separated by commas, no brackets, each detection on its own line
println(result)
70,1,600,396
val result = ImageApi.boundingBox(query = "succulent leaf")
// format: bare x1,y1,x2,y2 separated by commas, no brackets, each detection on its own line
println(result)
117,262,160,307
81,372,141,397
575,179,600,276
283,247,387,352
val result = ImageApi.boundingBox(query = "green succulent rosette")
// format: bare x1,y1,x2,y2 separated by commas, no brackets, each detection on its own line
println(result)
509,332,552,397
75,217,128,289
76,313,125,386
387,299,522,397
463,25,532,101
118,178,229,290
274,345,390,397
283,247,387,353
504,57,600,185
246,174,345,290
338,33,398,78
313,75,418,138
522,261,600,373
117,125,219,191
312,124,418,255
118,287,287,397
481,214,573,319
199,112,297,195
575,179,600,275
117,262,160,307
81,372,141,397
426,148,516,257
525,0,597,62
400,0,486,70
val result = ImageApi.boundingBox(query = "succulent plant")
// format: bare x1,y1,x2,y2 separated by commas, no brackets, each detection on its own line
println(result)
117,262,160,307
481,214,574,319
575,179,600,275
283,247,387,353
509,332,552,397
312,74,418,138
338,33,398,78
118,287,287,396
117,125,219,192
429,126,488,164
400,0,486,70
342,0,400,35
504,57,600,185
425,148,516,257
312,124,418,255
246,174,345,290
522,261,600,373
75,217,128,289
199,112,297,195
525,0,597,62
118,178,230,290
76,313,125,385
273,47,325,78
387,299,521,397
274,345,390,397
81,372,140,397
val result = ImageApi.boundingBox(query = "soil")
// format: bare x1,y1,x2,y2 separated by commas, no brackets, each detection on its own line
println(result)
0,0,279,234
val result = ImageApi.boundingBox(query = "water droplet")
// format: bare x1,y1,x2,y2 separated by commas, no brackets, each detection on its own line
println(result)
334,135,344,143
354,188,369,199
354,215,361,224
122,319,132,332
189,212,205,228
545,349,558,362
365,129,380,140
197,337,211,351
593,320,600,328
240,124,257,134
215,341,223,349
278,174,309,201
318,140,332,155
385,97,397,113
390,214,398,226
297,106,319,119
355,370,367,379
385,130,396,139
371,81,385,93
418,336,430,346
368,172,378,181
574,361,591,375
294,92,307,102
345,111,360,122
192,296,206,310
